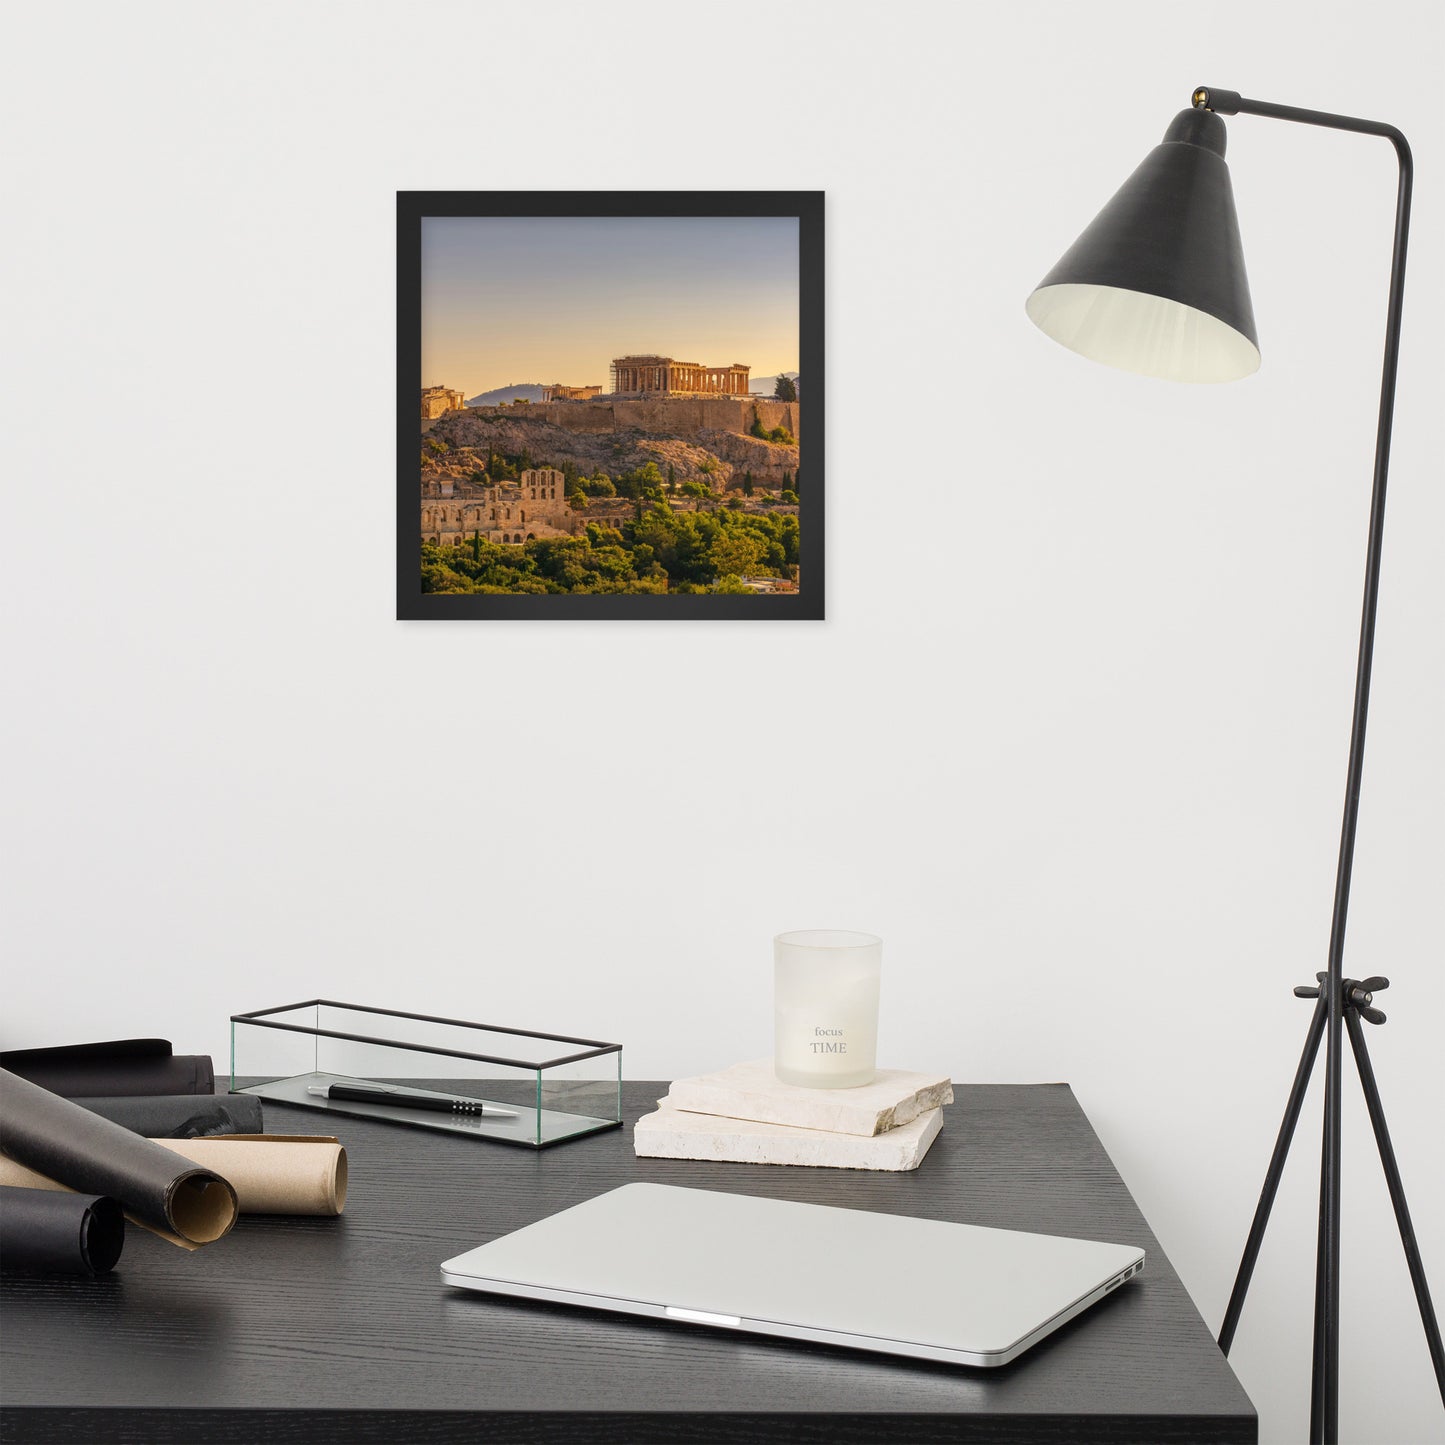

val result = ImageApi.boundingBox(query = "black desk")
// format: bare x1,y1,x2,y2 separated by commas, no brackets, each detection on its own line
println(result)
1,1082,1255,1444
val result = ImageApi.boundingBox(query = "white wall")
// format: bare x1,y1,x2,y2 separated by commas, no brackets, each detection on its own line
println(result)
3,3,1441,1439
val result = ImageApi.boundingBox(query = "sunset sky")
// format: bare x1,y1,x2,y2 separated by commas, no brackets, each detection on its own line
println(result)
421,215,799,399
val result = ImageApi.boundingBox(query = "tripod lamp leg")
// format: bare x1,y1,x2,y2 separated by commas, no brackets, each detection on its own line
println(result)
1345,1009,1445,1403
1219,993,1328,1355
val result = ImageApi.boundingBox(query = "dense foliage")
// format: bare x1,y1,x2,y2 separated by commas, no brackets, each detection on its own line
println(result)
421,502,800,596
749,409,796,446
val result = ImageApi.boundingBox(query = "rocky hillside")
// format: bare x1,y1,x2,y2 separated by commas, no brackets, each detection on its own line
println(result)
430,409,798,491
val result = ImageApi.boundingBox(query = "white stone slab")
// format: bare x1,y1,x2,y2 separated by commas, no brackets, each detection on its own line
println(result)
634,1099,944,1171
665,1058,953,1137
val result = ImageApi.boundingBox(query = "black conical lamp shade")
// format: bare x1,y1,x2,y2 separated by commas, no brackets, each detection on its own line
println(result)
1027,108,1259,383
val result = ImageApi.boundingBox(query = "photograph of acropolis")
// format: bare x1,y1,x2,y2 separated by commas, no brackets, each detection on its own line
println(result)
414,208,807,605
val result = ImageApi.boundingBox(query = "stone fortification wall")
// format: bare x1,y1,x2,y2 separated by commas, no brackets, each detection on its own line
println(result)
468,397,799,442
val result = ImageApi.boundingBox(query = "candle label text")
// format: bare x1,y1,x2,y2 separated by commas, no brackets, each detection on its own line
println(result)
810,1026,847,1055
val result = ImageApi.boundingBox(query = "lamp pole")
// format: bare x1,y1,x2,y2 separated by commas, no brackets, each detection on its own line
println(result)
1190,88,1436,1445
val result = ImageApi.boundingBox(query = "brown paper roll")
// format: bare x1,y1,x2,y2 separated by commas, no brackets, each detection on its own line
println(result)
150,1137,348,1216
0,1136,347,1218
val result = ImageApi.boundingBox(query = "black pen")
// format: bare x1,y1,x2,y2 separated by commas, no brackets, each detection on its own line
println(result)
307,1081,517,1118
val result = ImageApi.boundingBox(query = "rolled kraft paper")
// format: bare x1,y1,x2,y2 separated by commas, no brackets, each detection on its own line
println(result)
0,1137,348,1217
73,1093,265,1139
0,1185,125,1276
151,1137,348,1216
0,1040,214,1097
0,1070,236,1249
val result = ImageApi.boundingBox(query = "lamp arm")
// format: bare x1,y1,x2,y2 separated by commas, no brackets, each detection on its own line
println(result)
1193,86,1410,155
1195,85,1414,1445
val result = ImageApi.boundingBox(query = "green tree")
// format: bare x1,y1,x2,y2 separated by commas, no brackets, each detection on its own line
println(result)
421,562,473,594
773,374,798,403
780,489,799,504
678,480,711,499
529,537,592,590
711,531,767,579
749,407,768,440
614,461,666,500
420,494,798,597
667,462,676,493
743,470,754,497
633,504,712,585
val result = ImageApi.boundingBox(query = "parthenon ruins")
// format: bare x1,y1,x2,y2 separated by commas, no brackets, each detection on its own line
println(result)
610,355,750,397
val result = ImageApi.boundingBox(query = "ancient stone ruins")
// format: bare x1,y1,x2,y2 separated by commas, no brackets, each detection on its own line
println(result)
422,467,578,547
540,383,602,402
420,385,466,421
418,352,800,546
608,355,750,397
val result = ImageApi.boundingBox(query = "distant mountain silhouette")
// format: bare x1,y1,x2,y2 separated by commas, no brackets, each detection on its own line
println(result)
749,372,801,397
466,383,547,406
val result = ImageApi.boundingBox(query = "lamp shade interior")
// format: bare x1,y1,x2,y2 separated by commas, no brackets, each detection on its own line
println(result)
1027,107,1259,385
1026,282,1260,383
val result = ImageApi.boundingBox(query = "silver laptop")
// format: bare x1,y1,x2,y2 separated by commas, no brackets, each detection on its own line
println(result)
441,1182,1144,1367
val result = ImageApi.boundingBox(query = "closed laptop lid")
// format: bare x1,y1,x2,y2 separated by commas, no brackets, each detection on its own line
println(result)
441,1182,1144,1363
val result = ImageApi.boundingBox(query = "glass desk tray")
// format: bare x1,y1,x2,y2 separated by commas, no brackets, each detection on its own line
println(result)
231,1000,623,1149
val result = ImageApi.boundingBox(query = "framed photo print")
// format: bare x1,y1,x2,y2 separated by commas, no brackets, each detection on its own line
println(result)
397,191,823,620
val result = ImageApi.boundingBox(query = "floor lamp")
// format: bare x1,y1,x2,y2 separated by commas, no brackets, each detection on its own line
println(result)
1024,87,1442,1444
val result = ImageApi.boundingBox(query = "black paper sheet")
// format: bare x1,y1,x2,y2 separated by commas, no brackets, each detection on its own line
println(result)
0,1069,237,1248
0,1039,214,1097
0,1185,125,1275
73,1093,264,1139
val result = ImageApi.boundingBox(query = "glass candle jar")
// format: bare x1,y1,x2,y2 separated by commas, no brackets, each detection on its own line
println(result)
773,930,882,1089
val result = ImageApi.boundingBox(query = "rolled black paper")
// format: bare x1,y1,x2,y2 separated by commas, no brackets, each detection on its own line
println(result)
0,1185,125,1276
0,1070,237,1247
72,1093,264,1139
0,1040,214,1097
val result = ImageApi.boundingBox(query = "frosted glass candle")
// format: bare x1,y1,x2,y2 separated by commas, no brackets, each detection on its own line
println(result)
773,930,882,1089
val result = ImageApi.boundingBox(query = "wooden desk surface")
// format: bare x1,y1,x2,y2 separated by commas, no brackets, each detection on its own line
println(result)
0,1082,1255,1444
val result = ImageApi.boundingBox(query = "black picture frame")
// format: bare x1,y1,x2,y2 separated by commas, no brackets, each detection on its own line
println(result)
397,191,823,620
